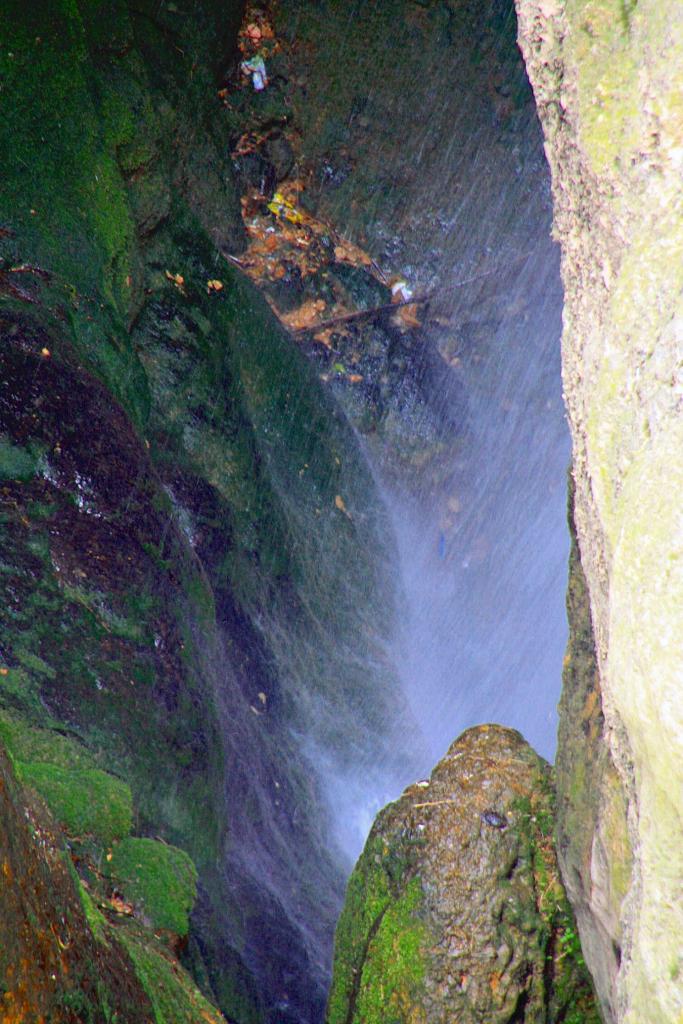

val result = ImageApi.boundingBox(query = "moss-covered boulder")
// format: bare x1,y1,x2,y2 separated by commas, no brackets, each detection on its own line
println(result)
328,724,600,1024
0,746,154,1023
105,836,198,939
16,762,133,844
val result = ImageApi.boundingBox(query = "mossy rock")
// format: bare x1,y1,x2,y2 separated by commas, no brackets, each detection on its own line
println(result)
0,436,42,482
105,836,198,937
328,725,600,1024
0,713,97,771
16,761,133,843
118,924,226,1024
0,745,153,1022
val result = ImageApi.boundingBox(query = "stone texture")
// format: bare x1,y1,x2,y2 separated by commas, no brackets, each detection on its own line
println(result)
327,724,599,1024
556,482,632,1021
515,2,683,1021
0,747,154,1023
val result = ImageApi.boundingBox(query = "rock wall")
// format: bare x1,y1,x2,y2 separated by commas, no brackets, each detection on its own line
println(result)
0,2,408,1020
515,2,683,1021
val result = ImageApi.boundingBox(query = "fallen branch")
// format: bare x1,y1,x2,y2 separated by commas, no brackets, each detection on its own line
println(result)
8,263,52,280
292,294,431,335
412,798,459,809
222,252,249,267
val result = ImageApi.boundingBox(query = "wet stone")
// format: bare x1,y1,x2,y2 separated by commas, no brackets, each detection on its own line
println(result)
327,724,601,1024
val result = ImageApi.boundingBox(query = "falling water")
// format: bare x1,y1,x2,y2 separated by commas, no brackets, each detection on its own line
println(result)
197,0,570,1014
386,241,567,768
288,0,569,864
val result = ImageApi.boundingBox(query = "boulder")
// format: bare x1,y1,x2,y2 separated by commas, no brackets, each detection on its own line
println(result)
328,724,599,1024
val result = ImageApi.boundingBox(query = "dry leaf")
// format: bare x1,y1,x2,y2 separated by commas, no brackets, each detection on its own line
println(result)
108,895,134,916
334,241,371,267
393,303,421,328
347,373,363,384
207,279,224,293
281,299,326,330
335,495,350,517
313,328,334,348
165,270,185,291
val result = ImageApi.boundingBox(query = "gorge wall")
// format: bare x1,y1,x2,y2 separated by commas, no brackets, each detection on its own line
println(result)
515,1,683,1021
0,2,414,1020
2,0,681,1022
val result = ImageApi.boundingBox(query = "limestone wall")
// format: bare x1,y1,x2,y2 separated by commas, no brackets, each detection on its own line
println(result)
515,2,683,1020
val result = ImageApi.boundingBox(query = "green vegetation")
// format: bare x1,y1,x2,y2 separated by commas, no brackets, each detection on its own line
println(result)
0,711,97,770
352,878,427,1024
16,762,133,844
105,837,198,937
327,827,428,1024
511,787,602,1023
0,437,41,481
119,927,225,1024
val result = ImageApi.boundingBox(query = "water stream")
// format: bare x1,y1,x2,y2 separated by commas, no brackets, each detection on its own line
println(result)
300,0,569,863
207,1,570,1015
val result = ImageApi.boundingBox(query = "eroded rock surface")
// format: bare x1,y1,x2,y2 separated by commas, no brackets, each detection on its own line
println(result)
515,2,683,1021
327,724,599,1024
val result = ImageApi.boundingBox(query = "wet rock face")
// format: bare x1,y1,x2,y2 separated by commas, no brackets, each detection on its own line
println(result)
515,2,683,1021
0,1,407,1020
327,724,599,1024
0,748,152,1024
555,485,632,1023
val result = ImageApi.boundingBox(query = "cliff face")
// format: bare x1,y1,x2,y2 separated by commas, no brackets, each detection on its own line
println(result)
0,2,407,1020
515,2,683,1021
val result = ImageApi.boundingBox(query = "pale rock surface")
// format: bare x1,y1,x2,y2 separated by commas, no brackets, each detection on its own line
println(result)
515,2,683,1021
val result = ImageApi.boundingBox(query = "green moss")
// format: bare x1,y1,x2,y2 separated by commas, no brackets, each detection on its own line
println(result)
105,836,198,937
566,0,683,178
0,712,97,770
0,3,135,302
0,666,44,716
327,828,429,1024
14,647,57,680
61,583,147,643
118,927,225,1024
16,761,133,843
354,877,428,1024
0,2,149,427
0,436,40,481
511,790,601,1022
73,871,110,947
